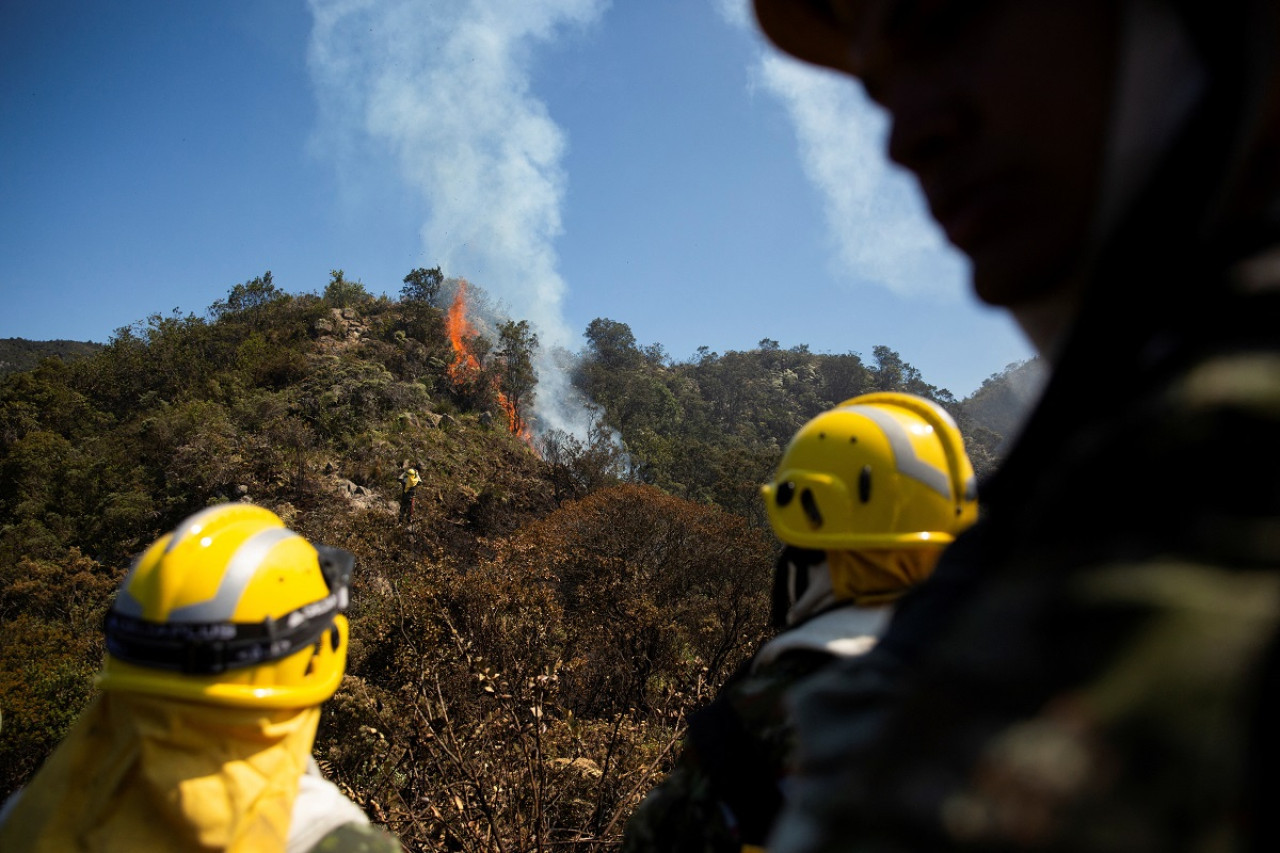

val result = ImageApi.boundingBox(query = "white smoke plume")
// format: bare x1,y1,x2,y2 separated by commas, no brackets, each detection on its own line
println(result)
714,0,968,299
307,0,608,439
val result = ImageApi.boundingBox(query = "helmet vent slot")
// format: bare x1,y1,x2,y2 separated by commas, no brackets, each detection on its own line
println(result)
859,465,872,503
800,488,824,528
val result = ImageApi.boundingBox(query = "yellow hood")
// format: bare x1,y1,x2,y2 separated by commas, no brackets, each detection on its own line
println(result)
0,691,320,852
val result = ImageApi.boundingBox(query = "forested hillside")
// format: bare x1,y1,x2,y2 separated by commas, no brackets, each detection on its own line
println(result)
572,319,1042,527
0,338,103,378
0,268,1040,850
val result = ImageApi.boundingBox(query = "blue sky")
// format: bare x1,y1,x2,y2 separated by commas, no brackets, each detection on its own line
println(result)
1,0,1033,427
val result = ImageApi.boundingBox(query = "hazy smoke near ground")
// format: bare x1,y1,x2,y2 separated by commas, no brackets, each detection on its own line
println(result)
306,0,608,439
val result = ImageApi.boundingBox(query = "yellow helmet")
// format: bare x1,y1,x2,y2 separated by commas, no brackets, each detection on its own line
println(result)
761,392,978,552
97,503,352,710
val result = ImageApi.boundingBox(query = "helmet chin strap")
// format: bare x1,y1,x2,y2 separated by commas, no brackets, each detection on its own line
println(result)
791,567,838,626
771,546,838,628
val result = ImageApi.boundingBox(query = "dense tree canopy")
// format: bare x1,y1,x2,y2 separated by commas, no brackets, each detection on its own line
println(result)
568,317,1028,525
0,270,1037,850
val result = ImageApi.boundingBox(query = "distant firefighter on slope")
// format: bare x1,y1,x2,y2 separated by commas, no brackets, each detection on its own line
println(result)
397,466,421,524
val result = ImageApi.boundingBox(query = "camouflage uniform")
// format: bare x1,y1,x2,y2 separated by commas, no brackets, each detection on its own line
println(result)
622,391,976,853
308,823,403,853
769,272,1280,851
622,607,892,853
744,0,1280,848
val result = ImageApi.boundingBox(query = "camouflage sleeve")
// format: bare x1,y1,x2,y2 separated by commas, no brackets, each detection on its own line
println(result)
763,646,905,853
621,650,837,853
932,562,1280,850
307,820,405,853
769,346,1280,853
621,750,741,853
769,561,1280,853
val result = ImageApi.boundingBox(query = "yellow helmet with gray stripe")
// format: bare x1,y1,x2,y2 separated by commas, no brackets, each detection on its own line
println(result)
97,503,352,709
762,392,978,551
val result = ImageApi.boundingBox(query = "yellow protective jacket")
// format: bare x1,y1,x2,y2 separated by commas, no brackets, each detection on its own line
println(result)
0,692,322,853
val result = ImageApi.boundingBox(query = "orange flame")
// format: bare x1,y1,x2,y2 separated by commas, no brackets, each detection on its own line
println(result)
499,392,534,444
445,280,537,451
445,280,481,384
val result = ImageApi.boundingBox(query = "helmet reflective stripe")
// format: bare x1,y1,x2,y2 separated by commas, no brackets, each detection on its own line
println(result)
98,503,352,708
170,527,299,623
761,392,979,552
849,391,976,511
847,404,952,501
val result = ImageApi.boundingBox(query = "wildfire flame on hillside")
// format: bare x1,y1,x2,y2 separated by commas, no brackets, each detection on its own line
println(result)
445,280,481,384
445,281,537,450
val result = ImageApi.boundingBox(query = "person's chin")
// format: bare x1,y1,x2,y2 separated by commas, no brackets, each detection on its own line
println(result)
965,229,1084,309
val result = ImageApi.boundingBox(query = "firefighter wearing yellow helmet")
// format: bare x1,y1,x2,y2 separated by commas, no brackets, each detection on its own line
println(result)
397,467,421,524
762,391,978,613
0,504,402,853
621,393,978,853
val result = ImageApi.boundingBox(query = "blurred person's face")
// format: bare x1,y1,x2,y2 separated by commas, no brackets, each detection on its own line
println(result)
829,1,1119,311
